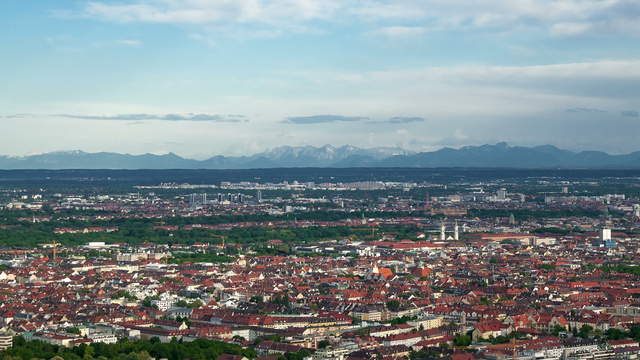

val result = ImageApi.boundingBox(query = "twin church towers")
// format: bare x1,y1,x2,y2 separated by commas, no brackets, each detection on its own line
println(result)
439,222,461,241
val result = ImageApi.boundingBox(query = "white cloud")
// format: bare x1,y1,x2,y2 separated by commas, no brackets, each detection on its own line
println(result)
84,0,342,24
551,22,593,36
354,0,640,35
271,59,640,124
188,33,217,47
6,54,640,155
352,2,426,19
75,0,640,37
372,26,428,38
116,39,141,46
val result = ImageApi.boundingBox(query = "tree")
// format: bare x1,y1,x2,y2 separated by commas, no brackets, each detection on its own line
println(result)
629,325,640,340
141,296,159,308
386,300,401,312
280,350,312,360
67,327,82,335
175,299,203,308
605,328,626,341
454,334,472,347
551,324,566,336
390,315,415,325
83,346,95,360
578,325,593,339
536,264,556,271
4,336,256,360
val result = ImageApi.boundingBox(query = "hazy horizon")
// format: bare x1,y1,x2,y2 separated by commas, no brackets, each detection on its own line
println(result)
4,141,640,160
2,142,640,163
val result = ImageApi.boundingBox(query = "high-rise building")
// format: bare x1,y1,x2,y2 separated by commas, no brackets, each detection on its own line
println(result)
440,223,446,241
189,193,207,208
600,228,612,241
496,188,507,201
257,190,263,203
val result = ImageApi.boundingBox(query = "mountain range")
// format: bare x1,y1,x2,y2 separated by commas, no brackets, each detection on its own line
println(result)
0,143,639,169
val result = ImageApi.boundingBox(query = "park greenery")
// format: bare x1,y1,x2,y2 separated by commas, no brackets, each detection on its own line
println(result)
1,337,256,360
600,264,640,276
1,321,616,360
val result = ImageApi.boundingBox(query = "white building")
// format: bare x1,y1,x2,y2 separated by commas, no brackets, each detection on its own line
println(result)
600,228,612,241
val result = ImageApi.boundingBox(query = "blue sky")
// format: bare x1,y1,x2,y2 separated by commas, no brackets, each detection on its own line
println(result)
1,0,640,158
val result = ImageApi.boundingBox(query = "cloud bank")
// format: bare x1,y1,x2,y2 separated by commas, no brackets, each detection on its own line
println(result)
284,115,368,124
388,116,425,124
566,108,607,113
54,113,247,122
78,0,640,37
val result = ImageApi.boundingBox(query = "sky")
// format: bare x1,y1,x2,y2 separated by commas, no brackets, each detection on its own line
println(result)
1,0,640,158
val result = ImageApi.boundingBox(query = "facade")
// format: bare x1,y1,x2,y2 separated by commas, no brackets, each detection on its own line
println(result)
0,333,12,350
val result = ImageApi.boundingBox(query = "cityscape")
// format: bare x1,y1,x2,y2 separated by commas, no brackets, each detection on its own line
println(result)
3,0,640,359
0,169,639,359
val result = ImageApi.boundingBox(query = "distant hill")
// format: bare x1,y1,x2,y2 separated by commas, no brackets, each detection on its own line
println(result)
0,143,638,169
376,143,640,169
0,151,199,170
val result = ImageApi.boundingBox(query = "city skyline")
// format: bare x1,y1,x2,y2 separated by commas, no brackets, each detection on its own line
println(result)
2,0,640,158
3,3,640,356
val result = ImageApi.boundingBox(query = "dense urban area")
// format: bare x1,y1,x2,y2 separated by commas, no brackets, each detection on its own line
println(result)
0,169,640,360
